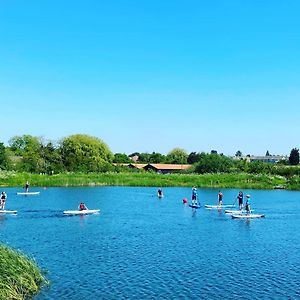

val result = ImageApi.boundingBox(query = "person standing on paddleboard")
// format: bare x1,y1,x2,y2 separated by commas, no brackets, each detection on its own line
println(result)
0,192,7,210
237,191,243,210
218,191,223,206
24,181,30,193
191,187,198,206
245,195,251,214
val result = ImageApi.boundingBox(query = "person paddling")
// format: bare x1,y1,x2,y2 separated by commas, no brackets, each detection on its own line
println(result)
191,187,198,206
157,188,163,198
24,181,30,193
217,190,223,206
78,202,87,211
0,192,7,210
245,195,251,214
237,191,243,210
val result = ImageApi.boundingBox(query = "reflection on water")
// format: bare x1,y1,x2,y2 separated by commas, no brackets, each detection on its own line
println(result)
0,187,299,299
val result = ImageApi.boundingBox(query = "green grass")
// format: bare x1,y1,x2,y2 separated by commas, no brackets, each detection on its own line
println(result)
0,245,48,300
0,170,293,190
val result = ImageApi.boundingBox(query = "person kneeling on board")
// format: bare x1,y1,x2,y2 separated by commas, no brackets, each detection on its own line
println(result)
78,202,87,211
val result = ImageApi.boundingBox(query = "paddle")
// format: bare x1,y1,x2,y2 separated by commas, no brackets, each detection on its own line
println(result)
232,197,237,207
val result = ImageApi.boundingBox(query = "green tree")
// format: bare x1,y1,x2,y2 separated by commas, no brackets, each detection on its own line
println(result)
8,135,43,172
194,153,233,174
0,142,10,170
113,153,131,163
149,152,166,163
235,150,242,157
166,148,188,164
60,134,113,172
289,148,299,165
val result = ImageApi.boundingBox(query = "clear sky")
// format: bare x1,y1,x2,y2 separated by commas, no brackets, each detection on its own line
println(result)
1,1,299,156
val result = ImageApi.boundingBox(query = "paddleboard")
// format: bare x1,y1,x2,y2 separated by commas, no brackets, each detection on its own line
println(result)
189,204,201,209
231,214,265,219
205,204,235,209
63,209,100,215
0,210,17,214
225,210,254,214
17,192,40,195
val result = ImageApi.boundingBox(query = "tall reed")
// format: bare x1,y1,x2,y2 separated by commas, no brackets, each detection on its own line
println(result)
0,245,48,300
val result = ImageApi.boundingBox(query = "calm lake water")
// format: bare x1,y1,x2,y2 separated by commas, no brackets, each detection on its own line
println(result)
0,187,299,299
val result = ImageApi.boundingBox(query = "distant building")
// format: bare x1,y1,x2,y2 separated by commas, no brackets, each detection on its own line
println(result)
233,155,288,164
143,163,192,174
114,163,192,174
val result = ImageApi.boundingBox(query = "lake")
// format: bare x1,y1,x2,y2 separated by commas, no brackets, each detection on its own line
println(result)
0,187,299,299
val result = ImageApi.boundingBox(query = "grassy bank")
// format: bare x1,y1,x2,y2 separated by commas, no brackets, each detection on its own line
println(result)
0,245,48,300
0,170,295,190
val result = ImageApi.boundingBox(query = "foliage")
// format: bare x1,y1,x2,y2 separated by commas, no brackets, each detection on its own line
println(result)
0,245,48,300
113,153,132,163
194,153,233,174
0,142,10,170
60,134,113,172
166,148,188,164
289,148,299,165
187,152,206,164
138,152,166,163
0,170,290,190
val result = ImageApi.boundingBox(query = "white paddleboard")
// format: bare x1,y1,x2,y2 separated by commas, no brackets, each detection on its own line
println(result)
63,209,100,215
231,214,265,219
0,210,17,214
205,204,235,209
225,210,254,214
17,192,40,195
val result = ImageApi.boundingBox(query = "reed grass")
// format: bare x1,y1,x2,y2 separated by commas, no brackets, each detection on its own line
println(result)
0,171,292,190
0,245,48,300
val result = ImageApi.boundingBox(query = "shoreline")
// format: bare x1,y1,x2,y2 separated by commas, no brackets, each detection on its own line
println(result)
0,171,298,190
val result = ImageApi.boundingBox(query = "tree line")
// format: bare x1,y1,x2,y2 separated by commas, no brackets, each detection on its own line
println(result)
0,134,299,177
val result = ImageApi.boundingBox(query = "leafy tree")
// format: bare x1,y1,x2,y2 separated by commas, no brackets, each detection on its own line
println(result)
138,153,151,163
113,153,131,163
60,134,113,172
148,152,166,163
8,135,43,172
40,142,64,173
194,153,233,174
266,150,270,156
0,142,10,170
247,161,273,174
235,150,242,157
165,148,188,164
289,148,299,165
187,152,206,164
9,135,41,156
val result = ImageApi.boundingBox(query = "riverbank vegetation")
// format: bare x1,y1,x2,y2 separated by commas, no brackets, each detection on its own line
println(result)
0,245,48,300
0,170,297,190
0,134,299,190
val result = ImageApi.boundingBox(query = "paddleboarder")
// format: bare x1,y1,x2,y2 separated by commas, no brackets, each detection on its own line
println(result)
191,187,198,206
24,181,30,193
157,188,163,198
218,190,223,206
237,191,243,210
245,195,251,214
0,192,7,210
78,202,87,211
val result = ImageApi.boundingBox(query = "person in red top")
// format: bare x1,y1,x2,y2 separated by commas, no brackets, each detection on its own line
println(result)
78,202,87,211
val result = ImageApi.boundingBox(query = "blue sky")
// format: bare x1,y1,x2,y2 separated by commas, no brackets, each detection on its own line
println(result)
1,1,299,156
